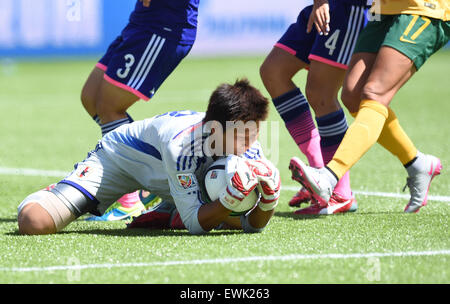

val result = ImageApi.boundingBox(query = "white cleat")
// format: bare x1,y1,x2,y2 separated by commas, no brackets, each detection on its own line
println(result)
404,154,442,213
289,157,336,206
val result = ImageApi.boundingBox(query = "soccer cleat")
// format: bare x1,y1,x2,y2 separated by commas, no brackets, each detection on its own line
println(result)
84,201,145,221
293,198,322,215
288,187,312,207
289,157,336,206
319,193,356,215
403,154,442,213
169,209,186,230
294,193,357,215
127,201,176,229
348,199,358,212
139,190,162,210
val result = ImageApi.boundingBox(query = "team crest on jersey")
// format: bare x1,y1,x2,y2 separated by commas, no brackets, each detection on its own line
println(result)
177,173,197,189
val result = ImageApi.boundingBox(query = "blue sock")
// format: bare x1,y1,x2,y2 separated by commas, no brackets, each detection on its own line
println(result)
99,113,134,136
92,115,101,126
315,109,348,163
272,87,310,123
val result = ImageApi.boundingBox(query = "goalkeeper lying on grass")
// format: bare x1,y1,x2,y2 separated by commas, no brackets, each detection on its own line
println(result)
17,79,281,235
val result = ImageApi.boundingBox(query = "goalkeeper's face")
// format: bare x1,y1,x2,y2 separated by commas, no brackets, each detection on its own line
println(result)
223,121,259,156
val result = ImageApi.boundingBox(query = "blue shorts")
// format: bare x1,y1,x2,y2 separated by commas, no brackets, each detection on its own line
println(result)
97,23,193,101
276,3,369,69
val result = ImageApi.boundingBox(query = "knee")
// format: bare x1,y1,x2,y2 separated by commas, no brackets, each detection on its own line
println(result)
81,89,94,109
18,203,56,235
305,80,320,104
361,81,385,103
81,84,98,118
305,79,333,112
259,60,290,87
259,60,275,84
340,86,360,113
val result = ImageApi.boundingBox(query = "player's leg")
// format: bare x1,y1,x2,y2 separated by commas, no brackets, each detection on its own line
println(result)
80,66,104,119
17,184,88,235
288,8,383,206
17,148,116,234
87,28,192,219
260,5,323,169
81,35,124,127
341,52,377,113
333,47,441,212
83,71,141,220
299,60,354,214
342,49,420,169
291,3,369,214
309,46,416,202
260,6,321,207
295,15,448,210
18,202,59,235
260,47,308,98
260,48,325,170
95,79,139,129
81,66,139,136
80,71,142,220
96,28,192,133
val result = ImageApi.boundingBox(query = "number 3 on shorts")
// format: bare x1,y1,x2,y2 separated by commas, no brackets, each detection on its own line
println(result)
116,54,135,79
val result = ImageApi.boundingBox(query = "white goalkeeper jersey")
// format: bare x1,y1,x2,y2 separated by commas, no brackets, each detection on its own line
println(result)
99,110,264,234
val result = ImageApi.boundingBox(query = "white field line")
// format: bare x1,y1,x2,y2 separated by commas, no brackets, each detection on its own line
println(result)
0,167,68,178
2,166,449,203
282,185,450,203
1,250,449,273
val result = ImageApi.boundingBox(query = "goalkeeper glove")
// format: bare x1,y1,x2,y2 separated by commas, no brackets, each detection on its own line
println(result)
218,155,258,212
249,158,281,211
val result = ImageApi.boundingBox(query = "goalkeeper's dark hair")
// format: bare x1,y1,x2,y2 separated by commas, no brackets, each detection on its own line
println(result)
203,78,269,128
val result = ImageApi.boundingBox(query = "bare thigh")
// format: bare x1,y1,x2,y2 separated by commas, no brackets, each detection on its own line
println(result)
361,46,416,107
260,47,309,98
80,66,105,118
18,203,56,235
95,78,140,124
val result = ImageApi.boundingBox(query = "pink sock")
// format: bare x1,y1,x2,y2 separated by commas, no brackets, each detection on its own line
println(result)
286,115,324,168
333,172,352,199
117,191,140,208
322,144,352,199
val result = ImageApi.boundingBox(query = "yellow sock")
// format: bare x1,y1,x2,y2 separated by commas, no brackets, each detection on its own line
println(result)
350,108,417,165
328,100,388,179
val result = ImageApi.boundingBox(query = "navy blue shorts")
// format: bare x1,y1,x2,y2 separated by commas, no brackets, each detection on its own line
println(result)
276,3,369,69
97,23,193,100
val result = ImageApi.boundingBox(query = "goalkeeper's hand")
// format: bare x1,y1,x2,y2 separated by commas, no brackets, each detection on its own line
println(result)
249,158,281,212
218,155,258,212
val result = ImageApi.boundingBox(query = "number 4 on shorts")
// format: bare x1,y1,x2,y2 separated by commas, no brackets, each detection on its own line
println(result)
324,30,341,56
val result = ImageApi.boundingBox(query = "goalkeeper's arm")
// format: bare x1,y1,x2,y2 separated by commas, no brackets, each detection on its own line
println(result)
216,206,274,233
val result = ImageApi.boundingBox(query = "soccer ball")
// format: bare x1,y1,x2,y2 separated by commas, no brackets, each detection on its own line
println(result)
203,157,259,216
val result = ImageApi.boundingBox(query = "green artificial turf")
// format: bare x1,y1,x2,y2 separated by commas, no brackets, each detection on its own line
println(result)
0,52,448,284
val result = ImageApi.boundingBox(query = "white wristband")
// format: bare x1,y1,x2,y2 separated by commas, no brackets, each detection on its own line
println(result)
257,199,278,212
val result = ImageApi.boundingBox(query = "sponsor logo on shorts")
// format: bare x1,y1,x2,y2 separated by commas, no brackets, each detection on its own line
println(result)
210,171,218,179
75,165,91,178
